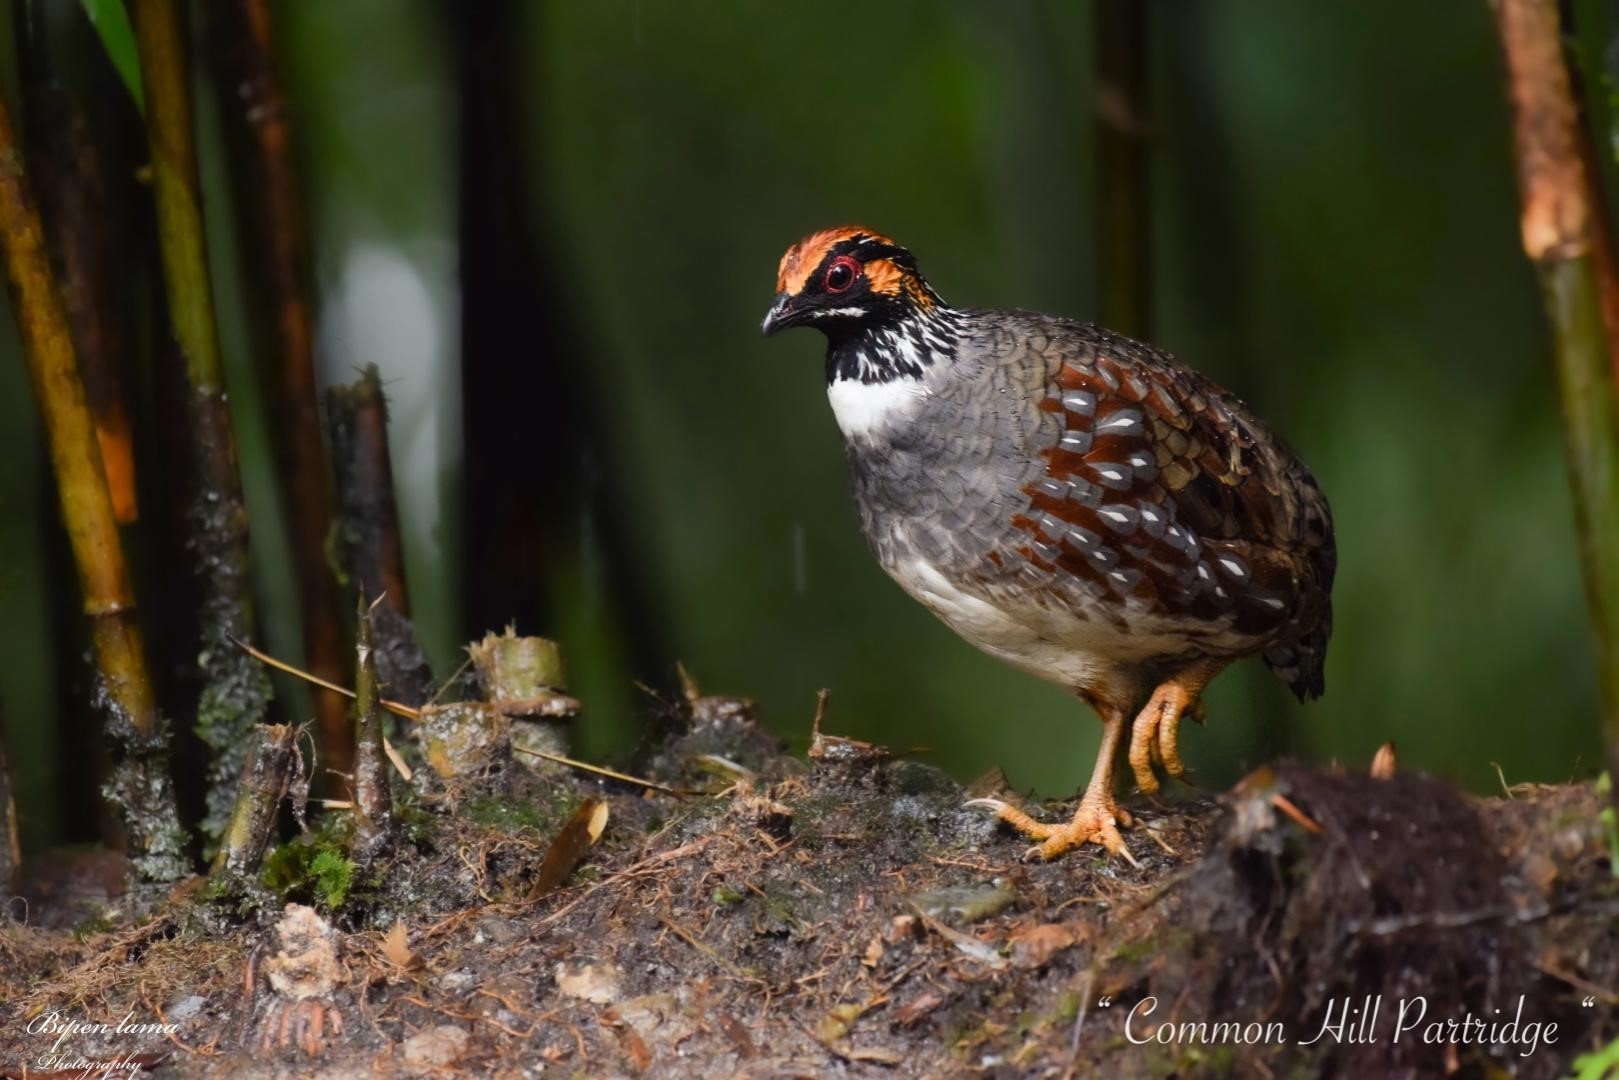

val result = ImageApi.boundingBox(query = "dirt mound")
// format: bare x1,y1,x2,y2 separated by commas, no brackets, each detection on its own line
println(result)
1,703,1613,1078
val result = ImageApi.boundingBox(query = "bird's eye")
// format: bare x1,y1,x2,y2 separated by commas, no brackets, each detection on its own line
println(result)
823,256,859,293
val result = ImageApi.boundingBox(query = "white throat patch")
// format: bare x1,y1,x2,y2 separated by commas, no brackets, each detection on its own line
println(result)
826,376,929,440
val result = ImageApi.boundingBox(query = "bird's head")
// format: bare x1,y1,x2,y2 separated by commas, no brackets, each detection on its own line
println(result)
760,226,944,343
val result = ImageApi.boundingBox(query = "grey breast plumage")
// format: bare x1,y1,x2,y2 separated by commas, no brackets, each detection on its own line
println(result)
839,309,1336,698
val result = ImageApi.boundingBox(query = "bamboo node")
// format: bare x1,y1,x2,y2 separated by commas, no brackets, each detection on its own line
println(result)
1521,205,1591,263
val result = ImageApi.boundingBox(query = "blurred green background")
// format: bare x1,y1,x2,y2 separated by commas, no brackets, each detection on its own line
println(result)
0,0,1603,854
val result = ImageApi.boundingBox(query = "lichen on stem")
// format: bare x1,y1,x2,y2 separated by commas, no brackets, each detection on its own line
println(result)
351,592,394,863
133,0,274,835
209,722,296,882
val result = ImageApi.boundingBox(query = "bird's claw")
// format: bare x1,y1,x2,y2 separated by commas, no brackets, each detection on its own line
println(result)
965,795,1139,866
1128,688,1199,793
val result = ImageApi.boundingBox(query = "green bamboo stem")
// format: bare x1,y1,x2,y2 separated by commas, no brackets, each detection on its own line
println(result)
211,0,353,761
133,0,275,837
1492,0,1619,784
135,0,220,389
17,0,139,848
0,80,186,883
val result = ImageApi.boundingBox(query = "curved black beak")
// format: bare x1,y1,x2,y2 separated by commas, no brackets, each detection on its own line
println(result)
760,293,798,336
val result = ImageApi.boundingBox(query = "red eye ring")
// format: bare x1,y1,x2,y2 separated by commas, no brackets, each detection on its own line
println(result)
823,256,860,293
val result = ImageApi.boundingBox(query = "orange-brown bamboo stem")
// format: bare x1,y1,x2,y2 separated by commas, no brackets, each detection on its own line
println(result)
0,77,186,882
1541,1,1619,387
134,0,275,837
327,367,434,708
211,0,352,767
17,1,138,524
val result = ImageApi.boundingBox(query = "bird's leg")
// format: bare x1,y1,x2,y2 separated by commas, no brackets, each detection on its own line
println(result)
1127,658,1229,793
966,702,1138,864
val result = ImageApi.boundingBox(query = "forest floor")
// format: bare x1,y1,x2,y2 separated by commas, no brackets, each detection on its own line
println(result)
2,688,1617,1079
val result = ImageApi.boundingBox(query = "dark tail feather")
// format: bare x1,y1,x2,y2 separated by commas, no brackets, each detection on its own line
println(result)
1268,498,1335,701
1265,619,1330,702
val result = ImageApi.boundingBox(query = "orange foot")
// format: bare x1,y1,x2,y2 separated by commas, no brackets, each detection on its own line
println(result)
1128,659,1228,793
1126,686,1199,793
965,792,1140,866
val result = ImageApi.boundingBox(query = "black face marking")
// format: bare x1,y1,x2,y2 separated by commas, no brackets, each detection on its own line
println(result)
781,240,956,387
767,231,958,386
824,304,965,386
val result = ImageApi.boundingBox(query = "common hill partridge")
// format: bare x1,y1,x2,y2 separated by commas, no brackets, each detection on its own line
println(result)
762,226,1336,861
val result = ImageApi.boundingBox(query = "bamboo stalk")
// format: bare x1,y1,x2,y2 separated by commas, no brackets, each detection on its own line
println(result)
17,0,138,524
0,77,186,884
1539,1,1619,386
326,367,435,708
351,593,393,862
0,712,19,892
1094,0,1151,339
209,0,352,762
455,3,666,715
132,0,277,836
1491,0,1619,787
17,0,137,850
208,722,295,881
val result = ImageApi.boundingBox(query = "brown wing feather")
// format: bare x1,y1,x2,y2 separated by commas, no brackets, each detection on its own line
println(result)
1007,323,1334,686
